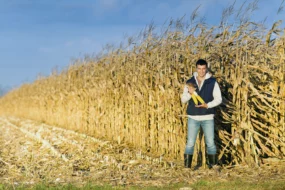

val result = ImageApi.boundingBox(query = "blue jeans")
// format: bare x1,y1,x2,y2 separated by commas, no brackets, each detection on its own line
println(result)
184,118,216,155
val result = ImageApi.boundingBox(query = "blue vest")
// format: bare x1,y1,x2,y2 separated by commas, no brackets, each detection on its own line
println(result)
186,76,216,115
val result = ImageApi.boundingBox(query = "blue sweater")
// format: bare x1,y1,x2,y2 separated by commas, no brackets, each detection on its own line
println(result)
186,76,216,115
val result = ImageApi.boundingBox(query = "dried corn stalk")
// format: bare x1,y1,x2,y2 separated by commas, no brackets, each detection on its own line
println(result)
0,13,284,166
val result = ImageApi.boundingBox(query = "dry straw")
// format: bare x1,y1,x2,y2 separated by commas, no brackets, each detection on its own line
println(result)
0,2,284,166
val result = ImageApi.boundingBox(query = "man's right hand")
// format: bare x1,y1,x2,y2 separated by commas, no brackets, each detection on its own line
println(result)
187,86,196,95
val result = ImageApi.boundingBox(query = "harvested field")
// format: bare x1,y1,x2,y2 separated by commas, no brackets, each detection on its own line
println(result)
1,15,284,167
0,116,285,189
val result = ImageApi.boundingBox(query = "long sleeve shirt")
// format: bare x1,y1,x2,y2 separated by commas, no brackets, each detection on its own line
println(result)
181,72,222,120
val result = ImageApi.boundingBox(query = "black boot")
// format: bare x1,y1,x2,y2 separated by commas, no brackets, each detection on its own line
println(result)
184,154,193,168
208,154,216,169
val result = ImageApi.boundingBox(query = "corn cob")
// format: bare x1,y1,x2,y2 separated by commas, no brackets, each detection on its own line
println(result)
194,92,205,104
192,91,205,105
187,82,205,105
191,94,199,105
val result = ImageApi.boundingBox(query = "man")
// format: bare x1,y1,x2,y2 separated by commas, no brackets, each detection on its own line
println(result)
181,59,222,168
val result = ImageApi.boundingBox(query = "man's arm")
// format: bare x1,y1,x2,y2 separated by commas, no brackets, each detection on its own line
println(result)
181,85,191,104
207,82,222,108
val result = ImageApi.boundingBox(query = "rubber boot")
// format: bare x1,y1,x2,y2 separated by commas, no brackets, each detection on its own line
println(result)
208,154,216,169
184,154,193,168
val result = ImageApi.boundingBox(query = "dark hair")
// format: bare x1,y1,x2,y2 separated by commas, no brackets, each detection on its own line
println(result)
196,59,208,68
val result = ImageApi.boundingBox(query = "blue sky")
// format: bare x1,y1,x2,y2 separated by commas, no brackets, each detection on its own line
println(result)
0,0,284,91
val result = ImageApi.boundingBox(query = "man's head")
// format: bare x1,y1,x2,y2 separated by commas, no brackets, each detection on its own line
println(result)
196,59,208,79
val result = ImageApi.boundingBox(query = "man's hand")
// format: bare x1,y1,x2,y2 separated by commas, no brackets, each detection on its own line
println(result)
187,86,196,94
195,103,208,108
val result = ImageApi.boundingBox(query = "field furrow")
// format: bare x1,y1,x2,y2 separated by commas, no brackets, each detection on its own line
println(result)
1,116,285,188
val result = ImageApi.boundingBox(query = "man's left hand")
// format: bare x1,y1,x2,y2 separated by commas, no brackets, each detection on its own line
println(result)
195,103,208,108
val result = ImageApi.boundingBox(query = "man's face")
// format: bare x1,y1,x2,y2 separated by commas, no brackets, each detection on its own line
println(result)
196,64,207,78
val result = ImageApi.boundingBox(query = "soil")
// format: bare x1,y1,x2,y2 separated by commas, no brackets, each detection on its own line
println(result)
0,116,284,188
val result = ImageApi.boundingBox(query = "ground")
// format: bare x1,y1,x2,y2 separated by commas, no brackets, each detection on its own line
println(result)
0,116,285,189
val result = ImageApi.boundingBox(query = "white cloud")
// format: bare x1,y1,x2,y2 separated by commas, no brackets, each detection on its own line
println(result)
99,0,118,9
80,37,95,45
92,0,131,18
65,41,74,47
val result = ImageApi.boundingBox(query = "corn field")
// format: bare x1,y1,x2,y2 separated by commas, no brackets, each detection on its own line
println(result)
0,11,284,167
